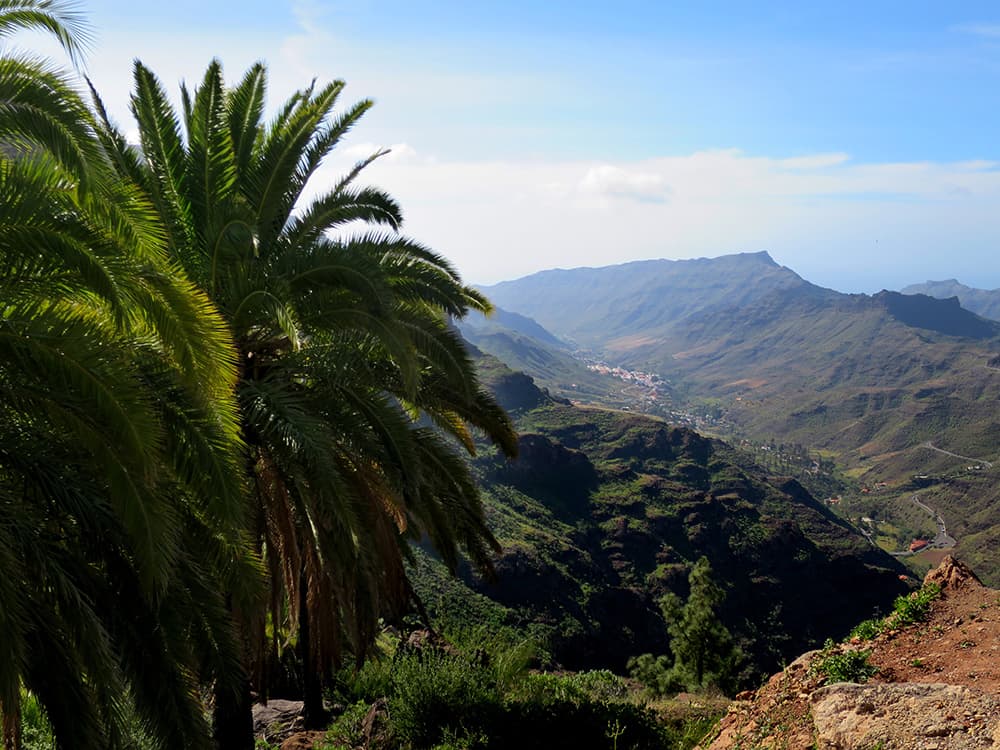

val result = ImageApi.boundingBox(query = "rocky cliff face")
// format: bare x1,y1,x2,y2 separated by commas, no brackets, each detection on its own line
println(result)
702,557,1000,749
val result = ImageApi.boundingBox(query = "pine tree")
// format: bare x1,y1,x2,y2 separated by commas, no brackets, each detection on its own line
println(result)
660,556,741,692
628,557,741,696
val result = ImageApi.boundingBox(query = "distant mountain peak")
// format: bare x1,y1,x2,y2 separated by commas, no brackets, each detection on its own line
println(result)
742,250,778,264
481,251,810,347
902,279,1000,322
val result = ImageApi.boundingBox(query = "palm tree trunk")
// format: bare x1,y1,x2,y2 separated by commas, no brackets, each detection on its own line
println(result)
213,599,255,750
3,698,21,750
213,676,254,750
299,571,326,729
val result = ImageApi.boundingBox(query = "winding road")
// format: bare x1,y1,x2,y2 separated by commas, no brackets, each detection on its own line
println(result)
890,494,956,557
909,494,956,549
857,441,984,556
919,441,993,469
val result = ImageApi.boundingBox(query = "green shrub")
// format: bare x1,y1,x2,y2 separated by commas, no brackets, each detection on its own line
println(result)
508,672,587,707
849,618,882,641
324,700,370,748
889,583,940,627
849,583,942,642
810,640,877,685
627,653,681,697
387,650,503,749
334,655,393,703
568,670,629,702
329,639,673,750
429,727,489,749
21,690,55,750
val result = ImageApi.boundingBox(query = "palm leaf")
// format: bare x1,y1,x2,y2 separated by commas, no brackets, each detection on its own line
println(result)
0,0,91,65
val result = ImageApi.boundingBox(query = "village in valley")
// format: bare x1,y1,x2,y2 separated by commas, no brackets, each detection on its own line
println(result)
571,355,960,576
577,360,730,430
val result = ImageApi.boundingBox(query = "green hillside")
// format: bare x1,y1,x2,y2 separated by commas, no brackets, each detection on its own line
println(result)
411,358,910,687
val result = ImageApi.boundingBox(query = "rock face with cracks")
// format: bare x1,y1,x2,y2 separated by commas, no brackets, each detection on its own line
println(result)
703,556,1000,750
809,683,1000,749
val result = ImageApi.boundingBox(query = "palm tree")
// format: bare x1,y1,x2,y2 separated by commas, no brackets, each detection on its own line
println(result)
0,4,253,748
95,59,517,743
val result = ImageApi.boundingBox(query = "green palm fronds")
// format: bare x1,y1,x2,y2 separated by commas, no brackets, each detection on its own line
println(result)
107,57,517,726
1,7,251,749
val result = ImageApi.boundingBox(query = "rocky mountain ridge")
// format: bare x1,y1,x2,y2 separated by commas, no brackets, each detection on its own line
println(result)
480,251,812,348
903,279,1000,323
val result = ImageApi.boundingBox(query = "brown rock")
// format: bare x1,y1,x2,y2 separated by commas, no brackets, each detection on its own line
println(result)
925,556,982,592
704,560,1000,750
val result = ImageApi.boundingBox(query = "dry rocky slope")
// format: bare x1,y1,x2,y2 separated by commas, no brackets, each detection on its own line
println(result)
702,556,1000,749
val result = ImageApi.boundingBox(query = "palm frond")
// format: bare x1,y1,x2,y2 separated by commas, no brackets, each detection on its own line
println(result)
0,0,92,66
227,62,266,179
130,61,194,259
0,54,99,184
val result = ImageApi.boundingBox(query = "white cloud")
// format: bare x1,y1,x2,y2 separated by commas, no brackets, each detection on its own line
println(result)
321,148,1000,292
579,165,670,203
52,8,1000,295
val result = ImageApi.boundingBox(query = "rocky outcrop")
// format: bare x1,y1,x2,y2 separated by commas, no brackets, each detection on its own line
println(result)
703,556,1000,750
925,555,983,591
810,683,1000,749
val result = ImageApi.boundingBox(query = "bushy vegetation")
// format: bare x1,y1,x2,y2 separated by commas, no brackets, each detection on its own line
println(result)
20,691,55,750
324,636,716,750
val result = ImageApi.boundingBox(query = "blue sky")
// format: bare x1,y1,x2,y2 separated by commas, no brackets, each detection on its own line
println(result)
19,1,1000,291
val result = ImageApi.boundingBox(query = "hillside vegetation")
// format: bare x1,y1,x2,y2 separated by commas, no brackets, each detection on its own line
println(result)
410,358,910,687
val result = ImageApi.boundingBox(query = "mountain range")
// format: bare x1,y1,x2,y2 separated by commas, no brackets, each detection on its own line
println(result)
471,252,1000,585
